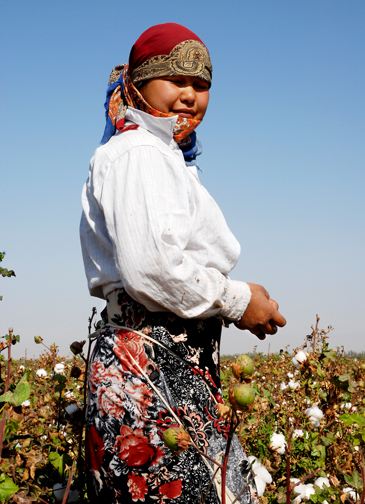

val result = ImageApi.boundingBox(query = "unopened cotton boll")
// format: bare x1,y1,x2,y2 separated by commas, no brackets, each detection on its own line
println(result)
305,406,324,427
269,433,287,454
314,477,330,489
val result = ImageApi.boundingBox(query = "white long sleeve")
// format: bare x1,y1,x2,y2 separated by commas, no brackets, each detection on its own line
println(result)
80,108,251,320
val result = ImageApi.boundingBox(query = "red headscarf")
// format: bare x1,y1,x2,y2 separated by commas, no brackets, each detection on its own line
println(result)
129,23,212,87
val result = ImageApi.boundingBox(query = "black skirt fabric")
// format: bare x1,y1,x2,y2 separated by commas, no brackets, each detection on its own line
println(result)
85,289,259,503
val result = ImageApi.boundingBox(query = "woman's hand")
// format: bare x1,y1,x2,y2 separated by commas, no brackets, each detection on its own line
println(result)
235,283,286,340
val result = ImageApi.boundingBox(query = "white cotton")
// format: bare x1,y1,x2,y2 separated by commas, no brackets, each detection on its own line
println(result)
288,380,300,390
341,402,354,410
254,476,267,497
65,391,75,399
19,365,26,371
248,456,262,472
292,483,315,501
305,406,324,427
36,369,47,377
22,400,30,407
343,487,359,500
295,351,309,363
293,429,304,439
54,363,65,374
280,381,287,391
314,477,330,489
292,357,299,367
287,372,294,378
269,433,287,454
254,465,272,484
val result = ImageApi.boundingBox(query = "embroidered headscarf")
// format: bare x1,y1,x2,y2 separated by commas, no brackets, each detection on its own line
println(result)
101,23,212,146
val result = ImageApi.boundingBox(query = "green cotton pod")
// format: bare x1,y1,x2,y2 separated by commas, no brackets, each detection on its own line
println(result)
233,384,256,407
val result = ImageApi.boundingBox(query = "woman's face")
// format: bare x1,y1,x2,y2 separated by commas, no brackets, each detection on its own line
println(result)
139,75,210,121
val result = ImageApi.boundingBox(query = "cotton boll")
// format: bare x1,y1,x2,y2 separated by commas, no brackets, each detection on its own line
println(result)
280,382,287,391
54,363,65,374
36,369,48,377
314,477,330,489
254,465,272,484
305,406,324,427
269,433,287,454
293,429,304,439
287,372,294,378
343,487,359,500
288,380,300,390
254,476,267,497
292,357,299,367
248,456,262,472
295,351,309,363
22,400,31,407
293,483,315,501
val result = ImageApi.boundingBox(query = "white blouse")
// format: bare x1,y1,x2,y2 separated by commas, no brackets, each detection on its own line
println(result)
80,107,251,321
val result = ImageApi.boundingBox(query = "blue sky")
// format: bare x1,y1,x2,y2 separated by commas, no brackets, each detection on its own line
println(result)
1,0,364,359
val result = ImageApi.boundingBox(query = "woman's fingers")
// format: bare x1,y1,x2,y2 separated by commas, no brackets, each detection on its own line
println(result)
269,298,279,311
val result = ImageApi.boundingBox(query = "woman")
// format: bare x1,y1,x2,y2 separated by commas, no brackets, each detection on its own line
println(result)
80,23,286,503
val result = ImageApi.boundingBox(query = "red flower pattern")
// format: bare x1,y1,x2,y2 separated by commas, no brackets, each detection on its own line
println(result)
127,472,148,502
116,425,164,468
114,329,150,375
159,479,182,499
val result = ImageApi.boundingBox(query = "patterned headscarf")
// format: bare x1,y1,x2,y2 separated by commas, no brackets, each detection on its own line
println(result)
101,23,212,145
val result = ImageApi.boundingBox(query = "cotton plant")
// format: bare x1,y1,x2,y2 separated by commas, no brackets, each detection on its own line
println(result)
36,368,48,378
292,351,309,368
248,456,272,497
54,362,65,374
288,379,300,390
305,405,324,427
269,433,287,454
290,479,315,503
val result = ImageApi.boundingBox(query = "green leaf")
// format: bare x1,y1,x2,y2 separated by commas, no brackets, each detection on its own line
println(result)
339,374,351,382
323,350,337,362
321,436,333,447
339,413,365,427
49,452,72,477
344,470,362,490
0,474,19,502
14,335,20,343
0,391,14,404
311,444,326,460
0,372,31,407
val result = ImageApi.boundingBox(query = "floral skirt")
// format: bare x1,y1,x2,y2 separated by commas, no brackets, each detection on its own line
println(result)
85,289,258,503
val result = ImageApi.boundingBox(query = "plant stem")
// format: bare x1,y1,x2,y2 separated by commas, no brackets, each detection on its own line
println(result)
221,412,237,504
361,448,365,504
61,460,76,504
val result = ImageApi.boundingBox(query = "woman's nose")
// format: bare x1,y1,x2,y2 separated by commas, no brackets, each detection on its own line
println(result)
180,86,195,104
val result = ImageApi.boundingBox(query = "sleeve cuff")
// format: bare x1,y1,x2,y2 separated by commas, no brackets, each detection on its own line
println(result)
219,280,252,322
